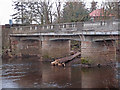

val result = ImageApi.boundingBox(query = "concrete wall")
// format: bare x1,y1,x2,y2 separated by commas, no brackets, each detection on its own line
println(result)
42,38,71,60
0,25,2,90
2,27,11,51
116,36,120,63
81,40,117,64
10,37,42,58
10,22,83,35
10,36,71,61
10,34,119,64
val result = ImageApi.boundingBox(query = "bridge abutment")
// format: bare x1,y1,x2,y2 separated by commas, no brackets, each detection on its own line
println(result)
10,37,42,58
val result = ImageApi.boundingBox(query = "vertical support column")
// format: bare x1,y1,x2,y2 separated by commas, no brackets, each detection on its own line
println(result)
42,37,71,61
116,36,120,63
10,37,20,57
81,40,117,65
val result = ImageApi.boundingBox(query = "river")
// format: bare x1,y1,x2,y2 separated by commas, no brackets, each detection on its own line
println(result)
2,57,120,88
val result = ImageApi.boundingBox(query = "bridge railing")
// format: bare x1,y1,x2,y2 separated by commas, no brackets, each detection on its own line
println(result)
10,20,119,34
11,22,83,34
83,20,119,31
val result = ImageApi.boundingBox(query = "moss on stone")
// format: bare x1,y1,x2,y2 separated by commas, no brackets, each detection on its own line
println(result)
81,57,94,64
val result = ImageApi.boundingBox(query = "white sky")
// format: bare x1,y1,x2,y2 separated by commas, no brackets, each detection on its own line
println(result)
0,0,107,25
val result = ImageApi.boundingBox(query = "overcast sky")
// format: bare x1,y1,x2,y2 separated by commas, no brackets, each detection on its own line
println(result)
0,0,105,25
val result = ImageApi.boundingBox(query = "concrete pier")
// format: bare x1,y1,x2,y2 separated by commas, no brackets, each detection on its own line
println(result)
42,39,71,60
81,40,117,64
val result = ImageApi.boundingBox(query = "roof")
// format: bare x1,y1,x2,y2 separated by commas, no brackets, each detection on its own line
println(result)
89,9,113,17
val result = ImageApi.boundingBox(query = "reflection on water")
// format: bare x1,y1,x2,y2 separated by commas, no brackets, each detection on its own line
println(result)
2,58,119,88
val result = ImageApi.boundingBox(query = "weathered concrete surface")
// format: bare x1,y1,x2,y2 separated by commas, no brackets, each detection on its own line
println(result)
0,25,2,90
42,39,71,60
2,27,12,52
10,36,71,60
9,34,119,63
10,37,42,58
81,40,118,64
116,35,120,63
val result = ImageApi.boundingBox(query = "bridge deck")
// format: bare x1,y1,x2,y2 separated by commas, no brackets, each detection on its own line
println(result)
10,30,119,37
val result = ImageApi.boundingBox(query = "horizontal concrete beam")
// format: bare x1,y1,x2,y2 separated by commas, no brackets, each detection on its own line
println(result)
21,38,40,41
49,38,81,41
10,31,119,37
93,38,119,42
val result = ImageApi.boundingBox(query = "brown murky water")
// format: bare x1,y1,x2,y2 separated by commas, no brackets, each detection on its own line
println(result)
2,57,120,88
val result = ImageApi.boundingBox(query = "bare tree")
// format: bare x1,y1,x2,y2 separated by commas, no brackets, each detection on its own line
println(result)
101,1,119,19
90,0,98,12
12,0,54,25
55,1,62,23
12,1,28,24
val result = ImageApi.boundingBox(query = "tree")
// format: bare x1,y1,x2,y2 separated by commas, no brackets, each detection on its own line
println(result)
55,1,62,23
104,2,119,19
90,0,97,12
62,1,89,22
12,1,29,24
12,0,90,24
12,0,54,25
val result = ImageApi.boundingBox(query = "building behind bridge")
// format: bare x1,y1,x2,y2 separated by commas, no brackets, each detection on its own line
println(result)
89,8,115,21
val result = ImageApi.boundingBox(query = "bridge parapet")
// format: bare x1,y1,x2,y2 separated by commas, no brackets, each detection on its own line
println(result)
83,20,120,31
10,20,119,35
11,22,83,34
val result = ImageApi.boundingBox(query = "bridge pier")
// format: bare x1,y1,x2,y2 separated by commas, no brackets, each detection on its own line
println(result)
81,40,118,65
42,39,71,60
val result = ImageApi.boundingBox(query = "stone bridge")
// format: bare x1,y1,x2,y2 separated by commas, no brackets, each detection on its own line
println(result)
9,20,120,64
